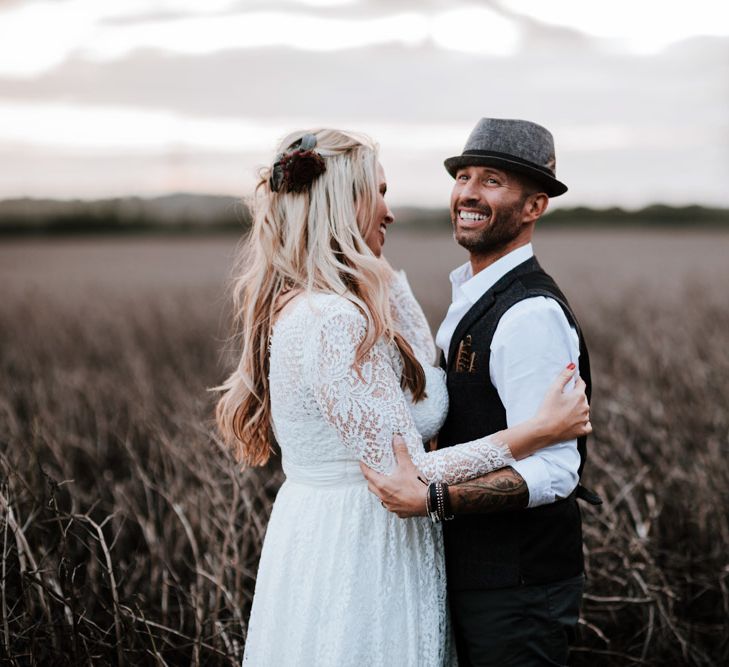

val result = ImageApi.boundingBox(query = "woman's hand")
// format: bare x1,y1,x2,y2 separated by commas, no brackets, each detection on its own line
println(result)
535,364,592,445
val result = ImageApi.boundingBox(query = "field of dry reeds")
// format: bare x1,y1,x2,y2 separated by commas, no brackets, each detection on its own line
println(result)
1,229,728,665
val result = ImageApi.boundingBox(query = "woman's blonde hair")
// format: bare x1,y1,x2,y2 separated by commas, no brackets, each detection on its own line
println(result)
216,128,425,466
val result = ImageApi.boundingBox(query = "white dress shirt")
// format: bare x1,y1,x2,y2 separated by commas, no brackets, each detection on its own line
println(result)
435,243,580,507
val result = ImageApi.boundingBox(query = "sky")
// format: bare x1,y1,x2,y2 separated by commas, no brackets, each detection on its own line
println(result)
0,0,728,208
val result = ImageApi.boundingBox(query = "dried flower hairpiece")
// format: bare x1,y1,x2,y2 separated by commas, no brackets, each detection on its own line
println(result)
269,134,326,194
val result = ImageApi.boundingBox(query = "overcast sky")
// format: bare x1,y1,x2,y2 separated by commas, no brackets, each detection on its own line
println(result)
1,0,728,208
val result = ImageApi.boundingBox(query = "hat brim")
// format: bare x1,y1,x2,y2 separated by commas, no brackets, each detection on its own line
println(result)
444,154,568,197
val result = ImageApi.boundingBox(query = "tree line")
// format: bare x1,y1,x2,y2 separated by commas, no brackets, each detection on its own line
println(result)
1,195,727,235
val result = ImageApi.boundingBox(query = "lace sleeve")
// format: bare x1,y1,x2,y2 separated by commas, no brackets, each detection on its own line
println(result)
389,270,436,364
312,305,516,483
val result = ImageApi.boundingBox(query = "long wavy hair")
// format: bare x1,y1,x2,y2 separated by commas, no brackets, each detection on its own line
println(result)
215,129,426,466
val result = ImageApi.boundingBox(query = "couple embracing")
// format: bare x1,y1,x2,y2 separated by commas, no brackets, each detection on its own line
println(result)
216,118,598,666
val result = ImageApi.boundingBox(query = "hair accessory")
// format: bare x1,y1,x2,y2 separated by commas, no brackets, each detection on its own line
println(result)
269,133,326,194
298,133,317,151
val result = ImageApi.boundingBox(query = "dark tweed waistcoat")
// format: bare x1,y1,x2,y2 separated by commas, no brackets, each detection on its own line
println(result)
438,256,591,591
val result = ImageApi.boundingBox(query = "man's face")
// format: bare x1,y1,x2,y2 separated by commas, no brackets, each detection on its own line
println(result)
450,165,533,255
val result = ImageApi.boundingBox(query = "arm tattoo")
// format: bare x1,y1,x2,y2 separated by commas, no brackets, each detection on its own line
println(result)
450,467,528,515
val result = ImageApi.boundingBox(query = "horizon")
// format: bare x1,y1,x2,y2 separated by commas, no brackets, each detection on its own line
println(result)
3,192,728,237
2,191,729,214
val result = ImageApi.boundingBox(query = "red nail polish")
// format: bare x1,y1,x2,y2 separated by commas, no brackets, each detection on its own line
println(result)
567,362,576,370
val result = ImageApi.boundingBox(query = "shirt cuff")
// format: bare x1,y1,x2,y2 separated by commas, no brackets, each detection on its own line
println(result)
510,455,553,508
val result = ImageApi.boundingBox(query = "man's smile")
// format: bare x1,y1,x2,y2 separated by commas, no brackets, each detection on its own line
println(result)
457,207,492,229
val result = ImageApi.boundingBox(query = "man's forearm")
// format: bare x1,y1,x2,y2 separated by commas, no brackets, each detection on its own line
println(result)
449,467,529,514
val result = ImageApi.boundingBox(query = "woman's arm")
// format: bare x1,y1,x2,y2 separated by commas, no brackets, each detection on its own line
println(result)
311,305,587,485
403,366,588,485
388,269,437,364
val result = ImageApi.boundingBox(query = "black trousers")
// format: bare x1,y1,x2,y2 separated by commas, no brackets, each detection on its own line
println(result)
450,574,584,667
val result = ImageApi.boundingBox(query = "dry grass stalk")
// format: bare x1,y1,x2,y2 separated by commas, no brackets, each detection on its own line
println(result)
1,233,728,665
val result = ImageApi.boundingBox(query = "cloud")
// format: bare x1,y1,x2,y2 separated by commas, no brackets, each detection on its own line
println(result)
2,37,726,126
498,0,729,54
0,1,527,78
0,1,727,205
5,0,727,80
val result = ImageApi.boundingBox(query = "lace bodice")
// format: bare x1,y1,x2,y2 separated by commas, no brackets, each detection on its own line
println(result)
269,277,515,485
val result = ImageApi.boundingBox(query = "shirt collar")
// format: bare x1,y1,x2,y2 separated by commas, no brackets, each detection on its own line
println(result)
449,243,534,304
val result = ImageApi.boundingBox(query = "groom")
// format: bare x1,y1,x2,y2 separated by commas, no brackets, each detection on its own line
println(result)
362,118,597,665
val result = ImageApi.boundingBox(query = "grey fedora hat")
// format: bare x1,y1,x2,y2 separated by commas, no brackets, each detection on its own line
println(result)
444,118,568,197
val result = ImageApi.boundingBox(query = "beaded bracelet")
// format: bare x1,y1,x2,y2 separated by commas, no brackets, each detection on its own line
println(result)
436,482,445,520
426,482,455,523
441,482,454,521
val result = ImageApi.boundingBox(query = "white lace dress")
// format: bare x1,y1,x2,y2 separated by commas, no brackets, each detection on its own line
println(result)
242,273,516,667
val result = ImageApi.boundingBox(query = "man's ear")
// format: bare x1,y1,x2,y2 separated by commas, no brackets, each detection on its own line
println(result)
523,192,549,223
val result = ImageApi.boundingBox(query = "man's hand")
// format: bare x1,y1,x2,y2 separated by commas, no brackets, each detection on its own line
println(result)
359,436,428,518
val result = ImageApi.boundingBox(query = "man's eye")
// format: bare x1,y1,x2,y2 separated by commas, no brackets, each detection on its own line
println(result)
457,174,469,181
485,178,499,185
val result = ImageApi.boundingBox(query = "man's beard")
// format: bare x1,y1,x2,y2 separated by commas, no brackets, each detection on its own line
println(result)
453,199,525,255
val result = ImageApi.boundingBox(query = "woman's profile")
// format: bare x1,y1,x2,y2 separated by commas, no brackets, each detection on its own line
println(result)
215,129,590,665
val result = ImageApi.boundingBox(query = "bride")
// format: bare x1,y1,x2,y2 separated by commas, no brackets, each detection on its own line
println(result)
215,129,590,666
